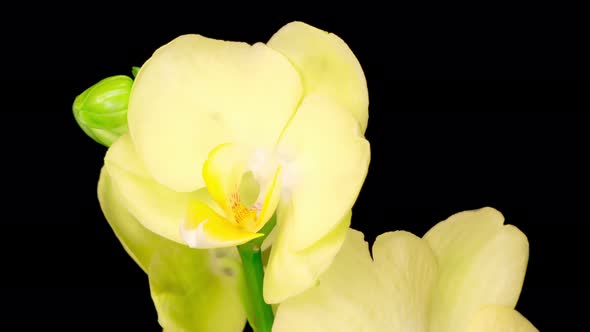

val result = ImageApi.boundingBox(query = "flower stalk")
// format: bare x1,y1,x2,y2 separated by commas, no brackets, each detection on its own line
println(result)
237,214,277,332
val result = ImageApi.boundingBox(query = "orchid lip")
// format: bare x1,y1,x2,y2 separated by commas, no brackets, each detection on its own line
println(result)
179,143,282,248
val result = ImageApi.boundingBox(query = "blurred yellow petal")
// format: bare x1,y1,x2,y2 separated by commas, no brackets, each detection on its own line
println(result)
180,199,263,248
424,207,530,332
97,167,163,272
467,305,538,332
149,242,246,332
128,34,302,192
277,94,370,251
104,134,217,243
263,204,351,304
268,21,369,132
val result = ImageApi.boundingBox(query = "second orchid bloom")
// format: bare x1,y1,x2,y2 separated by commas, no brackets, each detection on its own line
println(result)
273,208,538,332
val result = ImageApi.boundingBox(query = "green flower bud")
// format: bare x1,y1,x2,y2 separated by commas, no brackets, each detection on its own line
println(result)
73,75,133,147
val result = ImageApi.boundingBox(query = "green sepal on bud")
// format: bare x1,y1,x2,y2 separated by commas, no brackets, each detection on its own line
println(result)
73,75,133,147
131,66,140,78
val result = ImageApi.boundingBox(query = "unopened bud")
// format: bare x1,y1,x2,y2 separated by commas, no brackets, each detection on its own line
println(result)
73,75,132,147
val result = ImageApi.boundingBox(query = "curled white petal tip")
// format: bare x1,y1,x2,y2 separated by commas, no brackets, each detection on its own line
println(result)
179,217,207,248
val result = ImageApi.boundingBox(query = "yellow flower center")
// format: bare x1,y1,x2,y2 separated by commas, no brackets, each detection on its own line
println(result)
229,191,258,231
179,143,283,248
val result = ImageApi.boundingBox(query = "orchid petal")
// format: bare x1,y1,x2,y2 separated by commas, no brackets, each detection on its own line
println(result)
273,229,438,331
268,21,369,132
97,167,162,272
372,231,438,331
467,305,538,332
263,204,351,304
277,94,370,251
104,134,218,243
128,34,302,192
271,229,374,332
424,207,530,332
149,243,246,332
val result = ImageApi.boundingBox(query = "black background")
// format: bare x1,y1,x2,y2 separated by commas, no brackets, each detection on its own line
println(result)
5,3,588,331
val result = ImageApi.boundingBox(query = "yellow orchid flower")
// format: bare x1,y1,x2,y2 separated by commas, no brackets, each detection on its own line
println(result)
101,21,370,304
273,207,538,332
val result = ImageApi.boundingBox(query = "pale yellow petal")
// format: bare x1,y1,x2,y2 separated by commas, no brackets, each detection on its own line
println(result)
272,229,378,332
424,207,530,332
277,94,370,251
180,199,263,248
273,229,439,332
102,134,151,178
467,305,538,332
263,203,351,304
423,207,505,264
372,231,438,331
128,34,302,192
104,134,218,244
268,21,369,132
97,167,163,272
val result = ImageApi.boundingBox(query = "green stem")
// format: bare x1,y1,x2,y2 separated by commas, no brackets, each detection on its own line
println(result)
237,215,276,332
